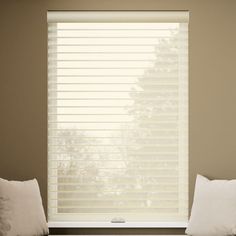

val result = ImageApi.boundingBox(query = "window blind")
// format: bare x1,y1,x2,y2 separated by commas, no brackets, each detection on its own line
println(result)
47,11,189,226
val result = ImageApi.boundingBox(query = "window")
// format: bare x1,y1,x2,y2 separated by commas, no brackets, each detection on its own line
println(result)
47,11,189,227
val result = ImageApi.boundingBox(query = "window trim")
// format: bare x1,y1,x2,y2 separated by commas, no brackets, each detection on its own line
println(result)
47,10,189,228
48,221,188,228
47,10,189,23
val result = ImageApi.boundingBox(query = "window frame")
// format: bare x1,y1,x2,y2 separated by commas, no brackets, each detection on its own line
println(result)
47,10,189,228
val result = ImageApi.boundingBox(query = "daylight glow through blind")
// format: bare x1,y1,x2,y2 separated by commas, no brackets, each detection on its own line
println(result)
48,11,189,225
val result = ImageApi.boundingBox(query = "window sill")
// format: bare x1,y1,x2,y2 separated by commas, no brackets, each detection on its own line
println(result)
48,221,187,228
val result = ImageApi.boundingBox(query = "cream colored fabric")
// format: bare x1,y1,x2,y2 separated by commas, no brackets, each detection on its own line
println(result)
0,178,48,236
47,11,189,224
186,175,236,236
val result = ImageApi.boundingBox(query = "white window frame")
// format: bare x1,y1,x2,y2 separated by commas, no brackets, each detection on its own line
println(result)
47,11,189,228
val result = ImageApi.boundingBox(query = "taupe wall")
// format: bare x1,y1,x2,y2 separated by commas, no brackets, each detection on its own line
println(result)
1,0,236,234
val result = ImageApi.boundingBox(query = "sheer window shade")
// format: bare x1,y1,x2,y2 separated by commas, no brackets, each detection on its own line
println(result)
47,11,189,226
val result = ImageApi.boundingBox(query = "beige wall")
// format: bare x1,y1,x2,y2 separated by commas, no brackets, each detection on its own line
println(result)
1,0,236,234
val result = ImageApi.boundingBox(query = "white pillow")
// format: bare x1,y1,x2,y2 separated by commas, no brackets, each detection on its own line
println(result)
186,174,236,236
0,178,48,236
